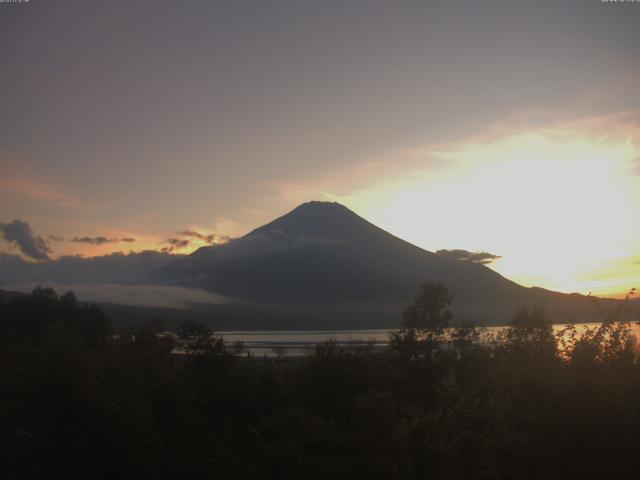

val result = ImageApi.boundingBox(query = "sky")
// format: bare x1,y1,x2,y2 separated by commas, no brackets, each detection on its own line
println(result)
1,0,639,297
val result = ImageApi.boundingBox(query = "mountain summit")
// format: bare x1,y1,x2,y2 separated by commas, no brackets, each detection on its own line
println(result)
157,201,606,324
249,201,389,243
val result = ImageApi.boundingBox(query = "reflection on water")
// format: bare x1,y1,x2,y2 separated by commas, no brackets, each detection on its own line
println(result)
220,329,388,357
219,323,640,357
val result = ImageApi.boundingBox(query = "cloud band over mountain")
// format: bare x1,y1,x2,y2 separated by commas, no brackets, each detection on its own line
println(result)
0,250,180,285
436,249,501,265
178,230,231,245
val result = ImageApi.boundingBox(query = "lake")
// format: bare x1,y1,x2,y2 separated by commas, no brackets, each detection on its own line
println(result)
219,322,640,357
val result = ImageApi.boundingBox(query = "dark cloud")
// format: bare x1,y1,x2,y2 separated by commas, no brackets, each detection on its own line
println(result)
71,236,136,245
160,238,190,253
0,250,181,285
178,229,231,245
72,236,114,245
49,235,136,245
436,249,501,265
0,219,51,261
168,238,190,247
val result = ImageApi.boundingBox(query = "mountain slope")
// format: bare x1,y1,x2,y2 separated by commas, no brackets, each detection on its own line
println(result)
157,201,620,324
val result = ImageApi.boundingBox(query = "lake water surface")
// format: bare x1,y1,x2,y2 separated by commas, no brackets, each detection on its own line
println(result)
220,323,640,357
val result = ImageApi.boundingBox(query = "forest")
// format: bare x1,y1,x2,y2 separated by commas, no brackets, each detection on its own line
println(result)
1,284,639,479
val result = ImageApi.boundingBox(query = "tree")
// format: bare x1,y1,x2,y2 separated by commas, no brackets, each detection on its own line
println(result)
390,282,453,357
0,287,111,350
176,319,214,356
402,282,453,335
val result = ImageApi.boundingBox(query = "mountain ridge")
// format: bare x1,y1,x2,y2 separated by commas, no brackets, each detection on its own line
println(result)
156,201,624,325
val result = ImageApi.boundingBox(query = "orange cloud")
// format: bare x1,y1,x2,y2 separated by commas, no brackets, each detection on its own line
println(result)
268,111,640,207
0,177,82,210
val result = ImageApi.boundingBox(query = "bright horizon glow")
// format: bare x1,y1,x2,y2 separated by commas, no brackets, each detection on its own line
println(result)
3,117,638,299
2,116,637,299
2,1,639,300
333,118,640,298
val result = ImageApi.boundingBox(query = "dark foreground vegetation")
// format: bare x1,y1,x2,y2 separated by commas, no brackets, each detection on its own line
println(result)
1,285,639,479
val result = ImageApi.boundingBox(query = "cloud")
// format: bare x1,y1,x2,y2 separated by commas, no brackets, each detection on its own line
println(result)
178,229,231,245
0,219,51,260
436,249,501,265
161,238,190,253
632,156,640,176
167,238,190,247
0,250,181,285
71,236,136,245
47,235,137,245
0,177,81,210
4,282,230,310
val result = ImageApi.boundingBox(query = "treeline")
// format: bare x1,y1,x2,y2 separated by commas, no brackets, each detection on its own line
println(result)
1,284,639,479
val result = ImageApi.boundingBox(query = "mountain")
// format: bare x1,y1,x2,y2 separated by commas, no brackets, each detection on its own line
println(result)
0,289,26,303
157,201,622,325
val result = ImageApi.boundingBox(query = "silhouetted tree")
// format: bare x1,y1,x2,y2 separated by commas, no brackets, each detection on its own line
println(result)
390,282,453,357
402,281,453,334
2,285,640,479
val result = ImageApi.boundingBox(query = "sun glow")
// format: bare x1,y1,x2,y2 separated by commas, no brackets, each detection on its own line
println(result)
338,118,640,297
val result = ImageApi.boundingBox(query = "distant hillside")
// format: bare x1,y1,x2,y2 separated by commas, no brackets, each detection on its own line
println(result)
157,201,625,325
0,289,26,303
0,251,180,286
